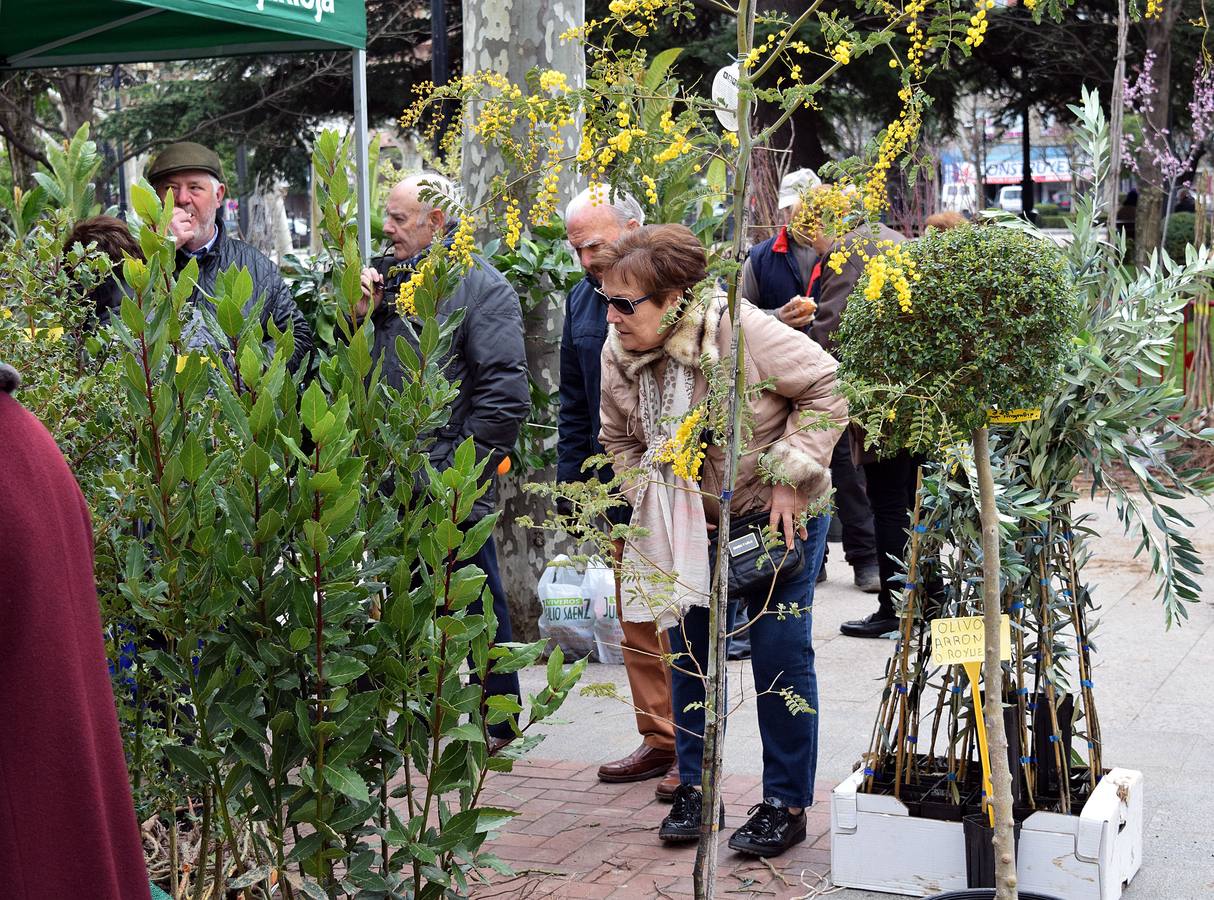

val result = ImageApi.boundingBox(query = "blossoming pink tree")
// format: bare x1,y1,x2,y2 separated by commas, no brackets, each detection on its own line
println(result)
1124,51,1214,251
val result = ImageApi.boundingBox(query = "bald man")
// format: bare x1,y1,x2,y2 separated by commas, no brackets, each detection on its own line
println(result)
358,174,530,753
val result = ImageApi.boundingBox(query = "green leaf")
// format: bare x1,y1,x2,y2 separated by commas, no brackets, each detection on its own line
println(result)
289,627,312,652
180,434,206,482
323,763,370,803
456,515,496,562
232,267,254,306
475,807,518,833
349,326,373,378
216,295,244,338
119,295,145,335
297,879,330,900
301,380,328,433
129,182,161,224
163,745,211,782
227,865,274,890
546,644,565,689
242,444,272,480
644,47,683,91
446,723,486,744
218,702,267,744
323,655,368,686
488,642,545,675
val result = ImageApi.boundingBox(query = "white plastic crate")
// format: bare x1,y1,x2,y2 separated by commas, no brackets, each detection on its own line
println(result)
830,767,1144,899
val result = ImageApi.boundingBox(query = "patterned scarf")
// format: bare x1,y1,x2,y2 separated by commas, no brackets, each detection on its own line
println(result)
621,352,712,629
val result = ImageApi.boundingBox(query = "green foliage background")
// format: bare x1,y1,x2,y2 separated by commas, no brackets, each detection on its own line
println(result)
0,125,580,900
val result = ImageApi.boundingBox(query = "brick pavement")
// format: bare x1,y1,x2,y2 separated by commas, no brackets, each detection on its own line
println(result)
469,758,836,899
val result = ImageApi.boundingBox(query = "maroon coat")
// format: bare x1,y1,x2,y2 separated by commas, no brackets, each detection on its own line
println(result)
0,378,149,899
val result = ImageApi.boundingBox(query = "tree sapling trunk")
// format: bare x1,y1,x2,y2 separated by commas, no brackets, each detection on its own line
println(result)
974,426,1018,899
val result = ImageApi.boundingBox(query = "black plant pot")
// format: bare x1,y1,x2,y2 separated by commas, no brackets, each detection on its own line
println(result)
962,813,1022,889
925,893,1063,900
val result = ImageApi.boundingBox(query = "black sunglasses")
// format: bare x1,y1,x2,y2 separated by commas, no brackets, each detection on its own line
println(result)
594,286,654,316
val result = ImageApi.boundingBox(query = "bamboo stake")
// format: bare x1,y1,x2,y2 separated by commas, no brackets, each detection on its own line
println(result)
1009,571,1035,806
1061,511,1102,782
928,668,952,760
893,469,928,792
1036,552,1071,815
864,657,899,792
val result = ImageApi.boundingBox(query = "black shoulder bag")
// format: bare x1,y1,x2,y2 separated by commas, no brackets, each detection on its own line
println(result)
707,508,807,603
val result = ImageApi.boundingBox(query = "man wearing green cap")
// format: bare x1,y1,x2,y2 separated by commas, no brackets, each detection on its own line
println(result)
146,141,312,371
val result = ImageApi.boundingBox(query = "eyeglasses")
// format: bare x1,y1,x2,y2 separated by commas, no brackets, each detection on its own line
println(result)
595,286,654,316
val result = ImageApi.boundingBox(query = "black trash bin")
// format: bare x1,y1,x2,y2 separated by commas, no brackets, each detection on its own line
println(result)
922,889,1058,893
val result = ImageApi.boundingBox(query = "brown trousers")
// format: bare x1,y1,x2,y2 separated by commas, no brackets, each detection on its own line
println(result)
614,541,676,752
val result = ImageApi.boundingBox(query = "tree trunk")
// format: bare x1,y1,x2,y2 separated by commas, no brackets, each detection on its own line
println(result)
1020,105,1034,220
1135,7,1181,263
1106,0,1128,231
694,5,756,898
969,96,985,216
973,427,1017,899
50,69,101,138
461,0,585,641
0,73,49,190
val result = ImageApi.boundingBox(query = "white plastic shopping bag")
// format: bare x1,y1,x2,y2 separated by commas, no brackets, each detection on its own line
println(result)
584,556,625,665
537,554,596,659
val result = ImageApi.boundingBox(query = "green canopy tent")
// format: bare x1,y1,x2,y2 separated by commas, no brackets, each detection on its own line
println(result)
0,0,373,256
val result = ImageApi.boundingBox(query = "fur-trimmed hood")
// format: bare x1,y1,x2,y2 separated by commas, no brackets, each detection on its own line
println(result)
0,364,19,393
603,289,725,382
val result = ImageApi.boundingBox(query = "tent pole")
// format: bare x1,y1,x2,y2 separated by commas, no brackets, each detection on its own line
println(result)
353,48,372,260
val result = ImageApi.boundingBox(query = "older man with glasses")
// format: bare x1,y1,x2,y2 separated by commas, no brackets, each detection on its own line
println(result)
558,185,680,800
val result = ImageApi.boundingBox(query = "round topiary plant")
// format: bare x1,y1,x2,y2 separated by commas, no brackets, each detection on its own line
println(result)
836,223,1081,458
835,221,1081,900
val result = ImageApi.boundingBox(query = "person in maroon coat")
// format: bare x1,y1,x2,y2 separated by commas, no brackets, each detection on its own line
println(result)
0,363,150,899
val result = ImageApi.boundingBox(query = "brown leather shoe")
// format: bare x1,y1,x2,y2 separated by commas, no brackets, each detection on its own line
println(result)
654,763,680,801
597,743,676,783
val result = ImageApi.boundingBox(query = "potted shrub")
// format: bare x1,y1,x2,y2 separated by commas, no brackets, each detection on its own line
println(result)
829,91,1214,900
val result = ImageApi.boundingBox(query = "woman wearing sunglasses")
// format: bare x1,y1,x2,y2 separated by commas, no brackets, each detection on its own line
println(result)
596,223,846,857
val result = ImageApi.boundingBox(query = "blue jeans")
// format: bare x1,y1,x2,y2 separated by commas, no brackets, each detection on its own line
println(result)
667,515,828,808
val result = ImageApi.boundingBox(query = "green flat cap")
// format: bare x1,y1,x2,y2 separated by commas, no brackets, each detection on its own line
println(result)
146,141,224,183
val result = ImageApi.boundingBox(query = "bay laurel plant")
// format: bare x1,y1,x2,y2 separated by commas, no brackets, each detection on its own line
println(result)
0,127,581,900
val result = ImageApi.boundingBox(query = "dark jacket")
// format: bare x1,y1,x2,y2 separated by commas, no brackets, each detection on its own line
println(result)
810,222,905,355
744,226,817,316
177,221,313,371
557,276,610,484
368,250,530,523
0,375,151,900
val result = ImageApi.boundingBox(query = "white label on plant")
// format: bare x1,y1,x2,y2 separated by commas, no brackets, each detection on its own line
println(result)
930,614,1011,666
712,63,740,132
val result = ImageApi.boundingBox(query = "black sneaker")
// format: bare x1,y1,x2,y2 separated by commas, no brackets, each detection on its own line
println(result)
727,797,807,857
658,784,724,843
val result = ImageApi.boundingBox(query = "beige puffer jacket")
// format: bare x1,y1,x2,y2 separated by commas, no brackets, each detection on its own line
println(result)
599,295,847,524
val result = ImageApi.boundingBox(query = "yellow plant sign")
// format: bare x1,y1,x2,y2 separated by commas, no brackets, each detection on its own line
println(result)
988,408,1041,424
930,614,1011,667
